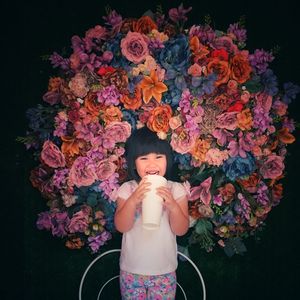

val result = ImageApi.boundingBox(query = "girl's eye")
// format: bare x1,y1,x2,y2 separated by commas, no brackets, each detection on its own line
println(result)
156,155,163,159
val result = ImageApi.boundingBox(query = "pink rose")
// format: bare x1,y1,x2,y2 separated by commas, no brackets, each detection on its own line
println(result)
260,155,284,179
216,112,238,130
96,159,117,181
121,31,149,64
104,121,131,148
205,148,229,166
187,63,202,76
41,140,66,168
68,157,97,187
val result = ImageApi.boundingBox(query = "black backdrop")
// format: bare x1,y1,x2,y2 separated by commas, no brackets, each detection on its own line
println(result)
4,0,300,299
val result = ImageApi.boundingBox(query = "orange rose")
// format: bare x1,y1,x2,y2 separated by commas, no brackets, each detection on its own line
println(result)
147,104,172,133
65,237,84,250
207,57,230,86
133,16,158,34
237,108,253,130
237,173,260,193
190,138,211,162
272,183,283,201
84,92,103,117
218,183,236,204
48,77,65,91
230,52,252,84
103,106,123,124
120,87,142,110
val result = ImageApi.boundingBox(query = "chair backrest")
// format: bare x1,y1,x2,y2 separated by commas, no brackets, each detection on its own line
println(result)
79,249,206,300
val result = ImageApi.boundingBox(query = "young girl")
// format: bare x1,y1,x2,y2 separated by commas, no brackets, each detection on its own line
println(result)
114,126,189,300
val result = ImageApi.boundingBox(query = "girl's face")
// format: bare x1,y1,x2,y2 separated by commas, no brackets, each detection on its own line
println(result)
135,152,167,178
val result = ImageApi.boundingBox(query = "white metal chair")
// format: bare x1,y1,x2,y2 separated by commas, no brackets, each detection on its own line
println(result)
79,249,206,300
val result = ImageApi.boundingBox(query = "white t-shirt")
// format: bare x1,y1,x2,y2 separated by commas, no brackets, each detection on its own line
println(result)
116,180,187,276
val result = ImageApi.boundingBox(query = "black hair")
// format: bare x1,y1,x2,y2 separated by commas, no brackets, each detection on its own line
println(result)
125,126,174,181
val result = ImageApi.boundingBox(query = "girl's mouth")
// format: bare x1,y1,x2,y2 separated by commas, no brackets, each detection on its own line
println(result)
146,171,159,175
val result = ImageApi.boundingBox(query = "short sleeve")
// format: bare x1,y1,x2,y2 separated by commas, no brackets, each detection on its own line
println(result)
116,181,134,200
169,181,187,201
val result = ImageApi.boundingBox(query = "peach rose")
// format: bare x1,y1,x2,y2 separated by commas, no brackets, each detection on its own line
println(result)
103,106,123,124
170,128,196,154
147,104,172,133
237,108,253,131
169,115,182,130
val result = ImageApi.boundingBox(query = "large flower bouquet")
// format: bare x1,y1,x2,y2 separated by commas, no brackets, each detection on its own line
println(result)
21,4,299,256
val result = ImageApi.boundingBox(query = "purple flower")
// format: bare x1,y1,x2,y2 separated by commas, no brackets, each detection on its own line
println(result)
36,212,52,230
49,52,70,71
249,49,274,74
282,82,300,104
227,23,247,44
255,183,269,206
189,25,216,44
168,4,192,23
51,212,70,237
88,231,112,253
234,193,251,220
97,85,120,106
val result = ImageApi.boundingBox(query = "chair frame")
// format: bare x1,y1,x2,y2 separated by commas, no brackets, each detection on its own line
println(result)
79,249,206,300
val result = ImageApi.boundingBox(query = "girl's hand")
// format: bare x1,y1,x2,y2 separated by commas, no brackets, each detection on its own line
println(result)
156,186,178,212
127,177,151,206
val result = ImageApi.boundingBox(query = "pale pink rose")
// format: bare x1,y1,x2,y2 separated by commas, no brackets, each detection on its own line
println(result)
68,157,97,187
68,73,89,98
96,159,117,181
104,121,131,146
216,112,238,130
41,140,66,168
169,115,182,130
241,90,251,104
68,207,90,233
157,131,167,140
198,204,214,218
189,177,212,205
120,31,149,64
170,129,196,154
188,63,202,76
62,193,77,208
260,155,284,179
205,148,229,166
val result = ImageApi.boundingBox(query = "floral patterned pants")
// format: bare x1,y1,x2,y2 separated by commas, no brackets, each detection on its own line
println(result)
119,270,177,300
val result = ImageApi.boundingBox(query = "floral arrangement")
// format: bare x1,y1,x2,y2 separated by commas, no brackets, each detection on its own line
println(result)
20,4,299,256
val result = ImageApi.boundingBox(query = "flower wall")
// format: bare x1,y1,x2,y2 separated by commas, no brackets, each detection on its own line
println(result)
22,4,299,256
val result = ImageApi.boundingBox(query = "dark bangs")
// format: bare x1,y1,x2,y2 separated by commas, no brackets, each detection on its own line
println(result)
125,127,174,181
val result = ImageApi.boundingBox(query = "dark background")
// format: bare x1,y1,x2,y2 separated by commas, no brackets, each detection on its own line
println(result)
3,0,300,299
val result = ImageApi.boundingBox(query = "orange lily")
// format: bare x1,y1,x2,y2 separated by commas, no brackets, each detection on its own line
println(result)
61,136,82,156
277,127,295,144
139,70,168,104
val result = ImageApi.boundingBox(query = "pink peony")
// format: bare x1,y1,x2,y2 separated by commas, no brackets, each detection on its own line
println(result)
41,140,66,168
96,159,117,181
104,121,131,148
68,157,97,187
120,31,149,64
170,129,196,154
260,155,284,179
216,112,238,130
68,207,90,233
169,115,182,130
205,148,229,166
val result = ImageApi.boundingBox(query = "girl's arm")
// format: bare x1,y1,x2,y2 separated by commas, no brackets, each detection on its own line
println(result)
114,178,151,233
156,187,189,236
